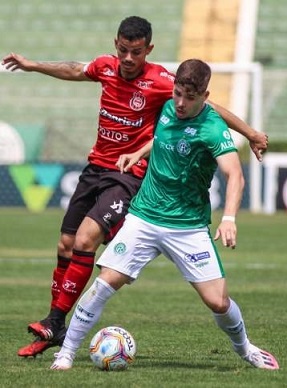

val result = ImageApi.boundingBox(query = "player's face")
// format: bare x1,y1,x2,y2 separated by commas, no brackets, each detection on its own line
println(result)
115,36,154,80
173,84,209,119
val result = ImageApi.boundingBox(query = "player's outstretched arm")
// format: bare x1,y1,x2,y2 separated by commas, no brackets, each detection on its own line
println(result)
209,100,268,162
2,52,88,81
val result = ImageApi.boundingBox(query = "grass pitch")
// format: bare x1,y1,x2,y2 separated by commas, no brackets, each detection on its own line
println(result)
0,209,286,387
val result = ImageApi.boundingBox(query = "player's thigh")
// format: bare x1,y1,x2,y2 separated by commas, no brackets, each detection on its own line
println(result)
97,214,160,280
161,227,225,283
61,164,102,235
87,176,141,236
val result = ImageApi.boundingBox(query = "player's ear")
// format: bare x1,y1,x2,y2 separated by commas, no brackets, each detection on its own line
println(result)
204,91,210,101
146,44,154,56
114,39,118,49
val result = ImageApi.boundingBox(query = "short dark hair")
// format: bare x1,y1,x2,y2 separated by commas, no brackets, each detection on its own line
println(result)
117,16,152,46
174,59,211,94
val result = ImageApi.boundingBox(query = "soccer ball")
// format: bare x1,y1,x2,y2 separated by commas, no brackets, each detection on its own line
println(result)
89,326,136,371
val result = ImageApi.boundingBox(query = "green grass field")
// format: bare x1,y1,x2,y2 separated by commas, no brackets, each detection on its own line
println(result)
0,209,286,387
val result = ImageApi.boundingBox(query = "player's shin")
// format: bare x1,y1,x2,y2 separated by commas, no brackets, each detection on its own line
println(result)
61,277,116,353
51,255,71,309
213,298,250,356
55,249,95,313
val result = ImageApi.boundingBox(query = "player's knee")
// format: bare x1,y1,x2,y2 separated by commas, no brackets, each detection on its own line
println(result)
74,233,97,251
74,222,105,251
58,234,74,257
99,267,130,290
206,297,230,314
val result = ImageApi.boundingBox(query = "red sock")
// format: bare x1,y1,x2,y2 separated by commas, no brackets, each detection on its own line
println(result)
55,249,95,313
50,255,71,310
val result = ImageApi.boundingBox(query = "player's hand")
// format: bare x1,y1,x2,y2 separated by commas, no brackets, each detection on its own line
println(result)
249,132,268,162
1,52,33,72
116,153,140,173
214,220,237,249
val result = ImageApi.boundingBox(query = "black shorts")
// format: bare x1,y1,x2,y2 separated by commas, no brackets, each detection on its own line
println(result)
61,164,142,242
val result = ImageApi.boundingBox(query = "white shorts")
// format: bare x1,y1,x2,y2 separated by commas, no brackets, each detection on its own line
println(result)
97,213,225,283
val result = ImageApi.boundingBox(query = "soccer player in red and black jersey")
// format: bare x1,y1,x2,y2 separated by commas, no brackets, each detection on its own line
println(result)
2,16,268,357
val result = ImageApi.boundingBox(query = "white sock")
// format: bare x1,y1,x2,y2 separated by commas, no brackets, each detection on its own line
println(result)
60,277,116,355
213,299,250,357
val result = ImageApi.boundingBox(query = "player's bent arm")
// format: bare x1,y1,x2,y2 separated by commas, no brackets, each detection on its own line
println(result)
2,53,88,81
116,139,154,173
209,100,258,141
214,152,245,248
134,139,154,160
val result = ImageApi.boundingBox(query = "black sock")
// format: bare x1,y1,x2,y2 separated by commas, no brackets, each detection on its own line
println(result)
50,307,67,325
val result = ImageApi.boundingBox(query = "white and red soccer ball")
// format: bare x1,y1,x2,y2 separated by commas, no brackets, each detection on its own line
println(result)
89,326,136,371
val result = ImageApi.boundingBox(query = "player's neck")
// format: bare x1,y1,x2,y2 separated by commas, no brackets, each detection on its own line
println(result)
118,66,144,81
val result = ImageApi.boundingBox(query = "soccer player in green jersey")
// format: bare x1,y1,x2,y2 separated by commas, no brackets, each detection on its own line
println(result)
50,59,279,370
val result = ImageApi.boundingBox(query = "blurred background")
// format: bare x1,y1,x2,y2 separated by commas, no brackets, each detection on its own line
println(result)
0,0,287,213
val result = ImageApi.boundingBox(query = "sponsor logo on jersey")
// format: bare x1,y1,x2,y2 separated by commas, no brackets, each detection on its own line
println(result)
114,242,127,255
100,108,143,127
184,127,197,136
177,139,191,156
223,130,232,140
159,141,175,151
159,114,170,125
220,140,235,151
98,126,129,142
103,67,116,76
129,91,146,111
160,71,175,82
158,138,192,155
136,80,154,89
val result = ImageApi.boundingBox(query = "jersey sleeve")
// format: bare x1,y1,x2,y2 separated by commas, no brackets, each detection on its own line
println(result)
202,108,237,158
83,55,116,81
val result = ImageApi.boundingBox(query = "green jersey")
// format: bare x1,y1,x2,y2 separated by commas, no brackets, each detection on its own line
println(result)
129,100,237,228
